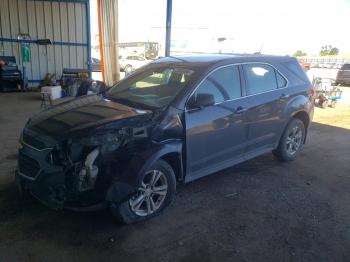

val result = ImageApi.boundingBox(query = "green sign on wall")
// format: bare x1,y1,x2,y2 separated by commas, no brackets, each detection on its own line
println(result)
21,44,30,63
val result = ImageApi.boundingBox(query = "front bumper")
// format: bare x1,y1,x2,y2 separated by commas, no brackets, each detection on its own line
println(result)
16,170,66,210
17,144,106,210
17,142,68,209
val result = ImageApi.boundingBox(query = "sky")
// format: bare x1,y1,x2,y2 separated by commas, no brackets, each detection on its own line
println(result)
91,0,350,56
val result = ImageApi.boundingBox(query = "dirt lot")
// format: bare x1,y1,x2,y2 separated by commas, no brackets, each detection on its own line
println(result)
0,87,350,261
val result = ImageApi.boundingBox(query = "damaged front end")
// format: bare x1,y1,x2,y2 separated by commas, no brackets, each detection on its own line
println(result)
17,121,152,210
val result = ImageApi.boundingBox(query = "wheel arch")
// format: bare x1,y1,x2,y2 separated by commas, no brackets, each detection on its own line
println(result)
105,141,183,204
160,152,183,181
292,110,310,129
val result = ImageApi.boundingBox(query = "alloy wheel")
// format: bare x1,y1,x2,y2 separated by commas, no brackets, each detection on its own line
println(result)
129,170,168,216
285,125,303,155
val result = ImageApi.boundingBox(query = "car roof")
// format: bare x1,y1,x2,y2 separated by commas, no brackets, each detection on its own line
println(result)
151,54,296,68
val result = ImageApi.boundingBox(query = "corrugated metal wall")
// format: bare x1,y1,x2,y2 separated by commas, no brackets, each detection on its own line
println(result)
0,0,89,86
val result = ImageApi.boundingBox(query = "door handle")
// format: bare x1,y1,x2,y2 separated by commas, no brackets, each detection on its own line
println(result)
280,93,290,100
234,106,247,115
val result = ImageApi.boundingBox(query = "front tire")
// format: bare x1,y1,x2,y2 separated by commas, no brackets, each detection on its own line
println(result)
273,118,306,162
110,159,176,224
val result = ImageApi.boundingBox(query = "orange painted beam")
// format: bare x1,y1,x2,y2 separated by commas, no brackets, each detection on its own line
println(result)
97,0,105,81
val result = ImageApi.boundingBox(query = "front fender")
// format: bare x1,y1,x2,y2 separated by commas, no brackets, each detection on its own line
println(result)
105,140,182,204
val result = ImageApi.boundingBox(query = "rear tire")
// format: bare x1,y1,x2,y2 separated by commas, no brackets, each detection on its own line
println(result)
110,159,176,224
273,118,306,162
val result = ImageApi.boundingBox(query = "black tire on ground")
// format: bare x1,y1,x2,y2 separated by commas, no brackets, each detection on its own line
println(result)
273,118,306,162
330,100,337,108
110,159,176,224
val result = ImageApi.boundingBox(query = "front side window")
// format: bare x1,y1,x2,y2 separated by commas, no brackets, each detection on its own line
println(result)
192,65,241,104
106,67,194,109
243,64,287,95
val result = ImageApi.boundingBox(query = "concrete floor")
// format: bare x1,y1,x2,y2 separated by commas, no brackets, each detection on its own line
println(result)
0,91,350,262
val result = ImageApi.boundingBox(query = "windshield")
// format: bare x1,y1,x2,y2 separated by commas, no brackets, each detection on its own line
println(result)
106,67,195,109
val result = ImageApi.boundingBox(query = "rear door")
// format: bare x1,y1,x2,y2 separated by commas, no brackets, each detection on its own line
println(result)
242,63,289,157
185,65,250,182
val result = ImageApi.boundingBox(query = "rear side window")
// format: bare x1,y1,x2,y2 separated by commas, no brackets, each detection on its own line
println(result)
283,61,309,83
194,65,241,103
243,64,286,95
341,64,350,70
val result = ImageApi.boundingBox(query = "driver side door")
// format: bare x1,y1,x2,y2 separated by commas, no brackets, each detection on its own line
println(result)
184,65,250,182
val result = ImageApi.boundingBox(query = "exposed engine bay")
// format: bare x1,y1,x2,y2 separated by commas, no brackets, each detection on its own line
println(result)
16,94,183,210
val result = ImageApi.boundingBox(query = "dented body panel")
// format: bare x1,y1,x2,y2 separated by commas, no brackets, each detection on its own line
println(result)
16,93,185,210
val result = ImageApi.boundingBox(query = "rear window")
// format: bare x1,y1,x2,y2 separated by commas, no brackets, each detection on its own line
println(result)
283,61,309,84
341,64,350,70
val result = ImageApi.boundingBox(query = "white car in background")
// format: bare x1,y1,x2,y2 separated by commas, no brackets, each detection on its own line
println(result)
119,55,151,74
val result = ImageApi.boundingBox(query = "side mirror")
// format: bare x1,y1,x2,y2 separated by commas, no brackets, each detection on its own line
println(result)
188,93,215,109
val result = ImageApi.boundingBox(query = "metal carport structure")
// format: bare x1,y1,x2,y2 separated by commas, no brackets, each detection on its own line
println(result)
0,0,91,86
0,0,173,86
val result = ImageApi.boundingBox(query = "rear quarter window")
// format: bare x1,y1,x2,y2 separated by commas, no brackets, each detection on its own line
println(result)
282,61,310,85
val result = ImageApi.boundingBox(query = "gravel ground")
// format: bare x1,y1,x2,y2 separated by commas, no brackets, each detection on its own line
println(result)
0,85,350,262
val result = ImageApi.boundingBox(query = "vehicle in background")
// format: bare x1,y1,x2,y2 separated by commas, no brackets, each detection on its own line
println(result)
119,55,151,74
330,63,337,69
91,58,101,72
119,42,160,60
300,61,311,71
334,62,343,69
336,63,350,86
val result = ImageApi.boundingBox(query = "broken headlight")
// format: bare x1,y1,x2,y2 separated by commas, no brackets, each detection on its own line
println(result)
78,130,126,154
79,131,120,146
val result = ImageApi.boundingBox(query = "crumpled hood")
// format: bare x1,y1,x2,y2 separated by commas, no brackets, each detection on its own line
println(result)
26,95,153,139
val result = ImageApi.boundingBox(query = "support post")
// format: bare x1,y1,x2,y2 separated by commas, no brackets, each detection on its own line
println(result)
86,0,92,77
97,0,105,81
165,0,172,57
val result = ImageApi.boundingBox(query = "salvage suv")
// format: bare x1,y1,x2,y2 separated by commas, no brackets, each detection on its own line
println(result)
17,55,314,224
